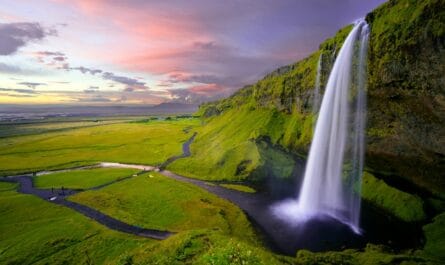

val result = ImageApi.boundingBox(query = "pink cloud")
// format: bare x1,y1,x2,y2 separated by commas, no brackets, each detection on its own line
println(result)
189,83,223,95
53,0,222,82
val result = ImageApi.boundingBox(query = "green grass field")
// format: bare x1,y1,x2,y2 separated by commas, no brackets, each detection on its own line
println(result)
0,175,287,265
34,168,140,189
0,182,155,265
0,118,199,176
125,230,290,265
69,172,257,238
0,118,134,138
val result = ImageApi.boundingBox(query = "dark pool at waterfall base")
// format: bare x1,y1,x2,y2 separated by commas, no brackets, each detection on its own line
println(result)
252,197,423,256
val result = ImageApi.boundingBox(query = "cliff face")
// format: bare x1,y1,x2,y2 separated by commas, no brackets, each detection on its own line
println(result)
365,0,445,195
179,0,445,196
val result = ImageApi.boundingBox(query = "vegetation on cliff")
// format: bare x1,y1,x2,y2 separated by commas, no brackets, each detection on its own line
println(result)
170,0,445,219
361,172,426,222
365,0,445,198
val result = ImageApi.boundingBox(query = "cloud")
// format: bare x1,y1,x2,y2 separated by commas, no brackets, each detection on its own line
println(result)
123,41,281,92
67,65,147,92
31,51,68,69
17,82,46,89
77,96,111,102
0,63,22,74
0,87,39,94
0,22,56,55
0,87,39,98
168,84,229,104
193,41,215,50
102,72,149,91
53,56,66,61
0,92,35,98
166,72,221,84
189,83,223,95
0,62,38,75
33,51,65,57
31,51,148,92
71,66,102,75
84,86,99,93
74,89,165,104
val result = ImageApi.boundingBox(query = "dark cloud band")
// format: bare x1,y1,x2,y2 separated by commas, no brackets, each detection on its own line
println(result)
0,22,57,56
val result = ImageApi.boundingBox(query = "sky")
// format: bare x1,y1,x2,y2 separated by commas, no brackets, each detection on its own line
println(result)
0,0,386,105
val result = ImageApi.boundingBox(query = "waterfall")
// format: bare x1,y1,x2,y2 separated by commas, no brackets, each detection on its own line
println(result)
272,19,369,234
312,53,323,114
348,23,369,227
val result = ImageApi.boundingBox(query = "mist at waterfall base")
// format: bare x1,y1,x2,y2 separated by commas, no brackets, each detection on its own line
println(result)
271,20,369,235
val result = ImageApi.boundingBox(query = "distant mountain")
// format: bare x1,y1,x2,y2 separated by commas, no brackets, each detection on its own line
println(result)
148,102,198,113
0,103,198,121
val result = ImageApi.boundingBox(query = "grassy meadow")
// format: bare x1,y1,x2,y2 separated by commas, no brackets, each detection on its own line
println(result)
0,182,155,265
34,168,140,189
0,118,133,138
69,172,256,236
0,118,199,176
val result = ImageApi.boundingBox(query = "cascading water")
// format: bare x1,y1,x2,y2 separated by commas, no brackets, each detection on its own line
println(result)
347,23,369,228
272,19,369,234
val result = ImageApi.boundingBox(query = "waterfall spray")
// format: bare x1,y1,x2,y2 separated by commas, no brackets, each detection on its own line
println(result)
272,19,369,234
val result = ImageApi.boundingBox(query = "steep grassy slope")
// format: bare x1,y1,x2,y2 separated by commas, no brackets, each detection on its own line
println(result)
169,107,304,182
170,0,445,197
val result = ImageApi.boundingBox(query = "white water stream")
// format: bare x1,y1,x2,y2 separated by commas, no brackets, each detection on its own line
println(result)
273,19,369,234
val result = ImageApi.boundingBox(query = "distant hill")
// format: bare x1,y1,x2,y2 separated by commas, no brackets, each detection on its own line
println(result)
0,103,198,122
148,102,198,113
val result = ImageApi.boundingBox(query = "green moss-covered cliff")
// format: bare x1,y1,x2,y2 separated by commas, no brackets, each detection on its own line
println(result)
178,0,445,195
365,0,445,197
